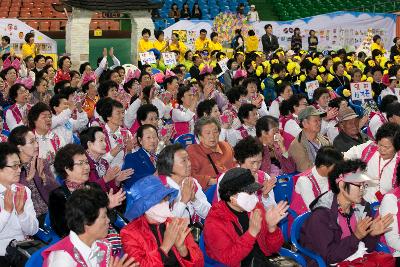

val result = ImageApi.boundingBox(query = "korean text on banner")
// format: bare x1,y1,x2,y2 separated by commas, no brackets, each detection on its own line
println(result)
351,82,373,101
163,52,177,67
139,52,157,65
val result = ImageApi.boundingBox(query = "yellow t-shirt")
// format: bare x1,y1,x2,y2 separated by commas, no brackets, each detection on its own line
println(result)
21,43,36,59
209,41,222,52
153,40,168,52
370,42,386,54
138,38,154,53
169,41,187,62
245,36,259,53
195,38,211,52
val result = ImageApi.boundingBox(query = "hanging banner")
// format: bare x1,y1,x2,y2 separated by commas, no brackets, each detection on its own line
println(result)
0,19,57,56
163,11,396,53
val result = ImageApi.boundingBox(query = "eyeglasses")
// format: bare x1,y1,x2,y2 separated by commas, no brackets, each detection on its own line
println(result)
348,182,368,190
73,160,90,166
5,163,23,170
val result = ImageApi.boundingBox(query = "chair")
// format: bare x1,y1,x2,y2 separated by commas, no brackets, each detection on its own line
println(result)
204,184,217,204
291,212,327,267
43,213,61,243
279,248,307,267
113,213,128,230
39,21,50,31
199,233,227,266
73,134,81,145
370,201,380,217
174,133,196,148
25,245,50,267
376,242,391,253
273,172,297,203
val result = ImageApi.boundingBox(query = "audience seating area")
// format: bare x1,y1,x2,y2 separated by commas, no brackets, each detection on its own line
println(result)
273,0,400,21
154,0,249,30
0,0,120,31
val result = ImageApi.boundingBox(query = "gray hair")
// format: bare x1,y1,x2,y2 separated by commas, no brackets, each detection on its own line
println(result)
194,116,221,137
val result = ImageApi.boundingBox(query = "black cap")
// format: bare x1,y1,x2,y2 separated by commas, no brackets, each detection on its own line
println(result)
219,167,262,193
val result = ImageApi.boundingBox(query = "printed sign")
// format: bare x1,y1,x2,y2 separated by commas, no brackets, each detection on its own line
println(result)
306,80,319,99
351,82,373,101
162,52,177,66
139,51,157,65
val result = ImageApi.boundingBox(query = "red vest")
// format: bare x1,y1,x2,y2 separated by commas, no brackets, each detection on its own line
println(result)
42,235,112,267
367,112,387,140
171,107,191,139
279,114,296,150
361,142,400,202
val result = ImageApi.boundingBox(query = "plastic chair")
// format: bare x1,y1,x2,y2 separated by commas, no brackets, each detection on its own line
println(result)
204,184,217,204
114,213,128,230
25,245,50,267
279,208,298,241
73,134,81,145
376,242,391,253
279,248,307,267
348,99,364,117
199,233,227,267
334,86,345,97
43,213,61,243
290,212,327,267
370,201,380,217
174,133,196,148
273,172,297,204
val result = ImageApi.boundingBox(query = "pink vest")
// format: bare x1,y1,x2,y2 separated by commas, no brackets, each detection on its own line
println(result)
4,103,31,131
361,142,400,202
338,211,357,239
101,125,129,154
237,126,249,139
171,108,191,139
367,112,387,140
129,119,140,135
42,236,112,267
380,187,400,253
288,169,325,231
279,115,296,150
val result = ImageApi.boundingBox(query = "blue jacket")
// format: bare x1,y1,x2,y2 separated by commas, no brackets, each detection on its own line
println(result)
122,148,156,189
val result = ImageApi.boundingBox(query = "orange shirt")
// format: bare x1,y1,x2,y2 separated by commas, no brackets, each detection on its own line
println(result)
186,141,236,189
82,95,99,119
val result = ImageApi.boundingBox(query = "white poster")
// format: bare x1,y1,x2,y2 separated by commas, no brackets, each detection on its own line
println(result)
0,19,57,55
163,11,396,53
306,80,319,99
351,82,373,101
162,52,177,66
139,51,157,65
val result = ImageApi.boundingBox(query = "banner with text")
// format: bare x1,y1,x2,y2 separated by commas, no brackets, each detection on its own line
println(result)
0,19,57,55
163,11,396,52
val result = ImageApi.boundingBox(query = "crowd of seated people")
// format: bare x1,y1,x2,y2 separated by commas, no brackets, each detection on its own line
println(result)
0,26,400,266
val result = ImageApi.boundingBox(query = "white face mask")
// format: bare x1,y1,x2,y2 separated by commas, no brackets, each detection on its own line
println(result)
145,201,173,223
235,192,259,212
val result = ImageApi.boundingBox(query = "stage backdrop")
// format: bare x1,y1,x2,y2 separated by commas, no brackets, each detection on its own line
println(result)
163,11,396,53
0,19,57,56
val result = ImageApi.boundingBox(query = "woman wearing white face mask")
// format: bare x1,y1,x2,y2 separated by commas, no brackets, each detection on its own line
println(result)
204,167,288,267
121,175,204,266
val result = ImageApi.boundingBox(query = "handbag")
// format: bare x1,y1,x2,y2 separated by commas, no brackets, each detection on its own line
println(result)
230,222,300,267
186,207,203,243
5,239,48,267
337,251,395,267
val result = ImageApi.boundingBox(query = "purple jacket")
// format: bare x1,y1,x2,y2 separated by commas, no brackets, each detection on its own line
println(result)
299,191,379,266
260,144,296,175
